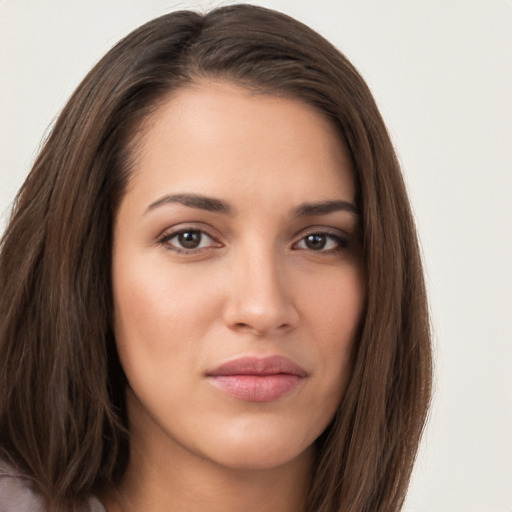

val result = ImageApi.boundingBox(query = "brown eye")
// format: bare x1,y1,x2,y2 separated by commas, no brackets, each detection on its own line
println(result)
304,234,327,250
177,230,203,249
160,229,218,252
295,232,347,252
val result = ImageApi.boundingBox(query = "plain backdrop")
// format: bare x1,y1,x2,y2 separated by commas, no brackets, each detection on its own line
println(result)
1,1,511,510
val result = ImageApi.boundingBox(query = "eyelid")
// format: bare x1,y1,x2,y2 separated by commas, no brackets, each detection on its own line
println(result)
157,223,223,252
294,225,351,240
292,226,351,251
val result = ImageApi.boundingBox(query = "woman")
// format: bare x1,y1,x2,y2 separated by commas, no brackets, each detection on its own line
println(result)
0,4,431,511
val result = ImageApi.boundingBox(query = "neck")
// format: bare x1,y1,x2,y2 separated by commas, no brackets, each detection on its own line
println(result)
104,443,313,512
101,394,314,512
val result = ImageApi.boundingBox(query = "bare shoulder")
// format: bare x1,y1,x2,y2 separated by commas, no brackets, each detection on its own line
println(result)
0,460,105,512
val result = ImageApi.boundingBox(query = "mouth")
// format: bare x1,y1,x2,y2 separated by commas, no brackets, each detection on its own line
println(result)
205,355,308,402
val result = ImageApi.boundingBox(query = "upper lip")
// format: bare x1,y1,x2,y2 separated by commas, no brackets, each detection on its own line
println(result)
206,355,308,377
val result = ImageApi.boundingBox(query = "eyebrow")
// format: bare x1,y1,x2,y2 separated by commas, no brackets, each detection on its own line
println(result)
292,200,360,217
145,193,359,217
146,193,231,215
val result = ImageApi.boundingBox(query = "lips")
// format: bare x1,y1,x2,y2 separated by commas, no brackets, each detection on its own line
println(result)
205,356,307,402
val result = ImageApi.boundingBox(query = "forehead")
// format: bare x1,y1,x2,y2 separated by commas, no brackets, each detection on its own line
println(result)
125,80,355,210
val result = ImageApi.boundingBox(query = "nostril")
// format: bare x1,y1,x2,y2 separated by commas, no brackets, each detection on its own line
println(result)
233,321,291,336
234,322,265,335
222,283,300,336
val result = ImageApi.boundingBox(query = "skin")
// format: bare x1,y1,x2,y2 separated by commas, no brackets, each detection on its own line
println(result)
105,81,365,512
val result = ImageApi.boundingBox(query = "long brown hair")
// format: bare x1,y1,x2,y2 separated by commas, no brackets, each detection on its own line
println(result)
0,5,431,511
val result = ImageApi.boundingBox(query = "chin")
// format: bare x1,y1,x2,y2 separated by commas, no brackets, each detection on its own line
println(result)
207,441,313,472
193,418,318,471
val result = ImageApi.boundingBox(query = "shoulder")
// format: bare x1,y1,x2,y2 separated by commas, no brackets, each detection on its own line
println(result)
0,459,46,512
0,460,106,512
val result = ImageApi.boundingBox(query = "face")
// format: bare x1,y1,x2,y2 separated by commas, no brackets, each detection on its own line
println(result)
112,81,365,472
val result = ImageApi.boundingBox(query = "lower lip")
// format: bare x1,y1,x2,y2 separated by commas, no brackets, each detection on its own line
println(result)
208,374,303,402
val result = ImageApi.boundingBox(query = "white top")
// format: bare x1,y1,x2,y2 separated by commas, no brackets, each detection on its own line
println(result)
0,460,106,512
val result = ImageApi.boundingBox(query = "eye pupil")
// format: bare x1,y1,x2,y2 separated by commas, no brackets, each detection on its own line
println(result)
305,234,326,250
178,231,201,249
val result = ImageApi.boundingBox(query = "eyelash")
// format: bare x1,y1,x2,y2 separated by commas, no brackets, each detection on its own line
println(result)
157,227,350,255
293,231,349,253
158,228,220,255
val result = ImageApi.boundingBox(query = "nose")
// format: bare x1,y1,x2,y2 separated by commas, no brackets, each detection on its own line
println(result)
222,249,299,337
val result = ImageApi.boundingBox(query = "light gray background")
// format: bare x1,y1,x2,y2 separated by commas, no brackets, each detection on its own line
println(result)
1,1,511,510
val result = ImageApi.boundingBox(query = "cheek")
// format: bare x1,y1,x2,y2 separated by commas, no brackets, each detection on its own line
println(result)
302,264,365,392
304,263,365,340
111,252,222,372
